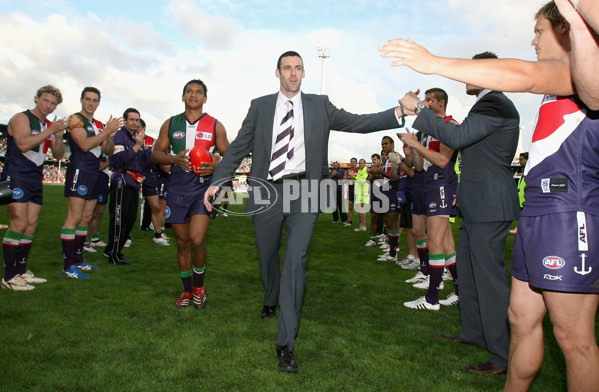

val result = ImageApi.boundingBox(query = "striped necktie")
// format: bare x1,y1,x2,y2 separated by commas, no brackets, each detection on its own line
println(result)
268,100,294,180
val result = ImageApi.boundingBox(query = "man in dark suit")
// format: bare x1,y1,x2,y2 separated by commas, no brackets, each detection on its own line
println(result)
398,52,520,375
204,50,403,372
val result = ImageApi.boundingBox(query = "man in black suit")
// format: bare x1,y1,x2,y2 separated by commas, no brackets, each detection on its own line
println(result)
204,50,403,372
398,52,520,375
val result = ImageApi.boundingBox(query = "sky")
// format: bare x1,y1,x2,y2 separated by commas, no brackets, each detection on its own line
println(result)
0,0,550,162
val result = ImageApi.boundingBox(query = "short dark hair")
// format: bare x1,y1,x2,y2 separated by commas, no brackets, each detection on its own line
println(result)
350,157,357,162
371,153,381,160
536,1,565,27
139,119,146,128
183,79,208,97
277,51,303,70
382,135,394,145
425,87,449,110
520,152,529,160
81,87,101,100
123,108,140,120
472,51,499,60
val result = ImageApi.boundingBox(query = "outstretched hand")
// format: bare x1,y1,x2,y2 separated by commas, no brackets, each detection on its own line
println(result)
203,185,220,212
379,38,439,74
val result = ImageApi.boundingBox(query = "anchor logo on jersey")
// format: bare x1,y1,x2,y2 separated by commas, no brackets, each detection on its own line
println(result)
574,253,592,276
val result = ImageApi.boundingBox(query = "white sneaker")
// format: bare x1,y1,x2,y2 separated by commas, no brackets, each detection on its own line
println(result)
379,243,390,250
414,279,444,290
365,240,376,247
354,226,367,232
153,237,170,246
83,244,97,253
442,270,453,281
375,233,386,239
378,254,397,262
405,271,427,284
90,240,107,247
221,211,228,217
1,276,35,291
343,222,352,227
439,292,459,306
124,238,132,247
161,232,169,241
19,270,47,284
403,296,440,311
402,259,420,270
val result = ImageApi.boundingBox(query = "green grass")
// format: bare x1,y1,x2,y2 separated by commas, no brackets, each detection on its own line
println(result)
0,185,592,391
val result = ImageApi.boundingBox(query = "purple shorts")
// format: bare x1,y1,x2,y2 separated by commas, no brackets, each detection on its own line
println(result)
142,172,160,197
511,211,599,294
96,172,109,205
4,176,43,205
64,168,99,200
166,181,210,224
381,188,400,213
425,181,457,217
411,186,427,216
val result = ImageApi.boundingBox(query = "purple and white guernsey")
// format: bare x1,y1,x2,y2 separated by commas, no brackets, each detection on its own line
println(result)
522,95,599,217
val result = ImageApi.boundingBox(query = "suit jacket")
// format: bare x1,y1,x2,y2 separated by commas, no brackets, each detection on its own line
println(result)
413,91,520,223
213,92,399,211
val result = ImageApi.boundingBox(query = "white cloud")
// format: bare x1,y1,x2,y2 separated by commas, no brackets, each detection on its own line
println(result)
167,0,243,49
0,0,554,161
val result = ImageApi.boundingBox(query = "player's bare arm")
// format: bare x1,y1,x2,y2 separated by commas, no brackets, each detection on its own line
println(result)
380,38,575,96
152,119,190,171
556,0,599,109
69,115,124,153
50,127,65,160
9,112,68,152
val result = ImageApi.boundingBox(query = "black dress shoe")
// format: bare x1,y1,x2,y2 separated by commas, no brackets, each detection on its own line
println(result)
277,345,298,373
439,334,465,344
466,360,506,375
260,305,276,319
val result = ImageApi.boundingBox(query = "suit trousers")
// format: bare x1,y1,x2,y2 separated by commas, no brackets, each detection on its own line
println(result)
105,173,139,257
457,220,511,369
252,181,318,350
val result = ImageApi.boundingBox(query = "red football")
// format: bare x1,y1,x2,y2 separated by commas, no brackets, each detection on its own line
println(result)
189,146,213,176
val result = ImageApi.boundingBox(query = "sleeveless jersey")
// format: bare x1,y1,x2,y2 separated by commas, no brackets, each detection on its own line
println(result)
383,159,400,191
3,110,53,182
66,113,104,173
167,113,217,194
521,95,599,217
421,115,458,184
397,158,414,192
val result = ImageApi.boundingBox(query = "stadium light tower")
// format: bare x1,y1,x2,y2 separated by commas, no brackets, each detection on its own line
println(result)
316,41,331,94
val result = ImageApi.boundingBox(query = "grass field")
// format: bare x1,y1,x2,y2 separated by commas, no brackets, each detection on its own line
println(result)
0,185,594,391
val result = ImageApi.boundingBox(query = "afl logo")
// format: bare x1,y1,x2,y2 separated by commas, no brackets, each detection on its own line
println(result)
543,256,565,270
172,131,185,139
77,185,88,195
12,188,24,199
429,202,437,209
165,206,171,219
